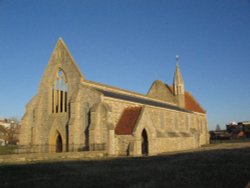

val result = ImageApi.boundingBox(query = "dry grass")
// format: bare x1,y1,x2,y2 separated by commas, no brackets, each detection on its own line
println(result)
0,143,250,188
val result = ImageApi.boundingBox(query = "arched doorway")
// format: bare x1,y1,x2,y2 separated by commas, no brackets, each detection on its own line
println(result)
141,129,148,155
56,133,63,152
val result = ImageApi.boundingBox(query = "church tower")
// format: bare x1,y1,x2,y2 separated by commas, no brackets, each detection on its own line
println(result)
173,55,185,108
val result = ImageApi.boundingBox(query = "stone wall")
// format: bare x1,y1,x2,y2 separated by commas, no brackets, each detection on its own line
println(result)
70,86,102,150
103,97,209,156
104,98,139,127
147,80,176,104
115,135,133,156
19,39,85,151
155,136,196,153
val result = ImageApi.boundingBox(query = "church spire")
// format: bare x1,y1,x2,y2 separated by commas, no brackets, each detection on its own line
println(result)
173,55,184,94
173,55,185,107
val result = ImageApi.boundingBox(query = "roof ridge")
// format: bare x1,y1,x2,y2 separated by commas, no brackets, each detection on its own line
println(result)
83,80,146,96
82,80,177,106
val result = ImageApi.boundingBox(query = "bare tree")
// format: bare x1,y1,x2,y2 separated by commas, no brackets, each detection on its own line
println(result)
5,118,21,145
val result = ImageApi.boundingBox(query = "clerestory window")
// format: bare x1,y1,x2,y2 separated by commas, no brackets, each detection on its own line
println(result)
52,69,68,113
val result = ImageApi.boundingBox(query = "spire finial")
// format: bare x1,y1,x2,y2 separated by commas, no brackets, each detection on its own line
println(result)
176,54,179,65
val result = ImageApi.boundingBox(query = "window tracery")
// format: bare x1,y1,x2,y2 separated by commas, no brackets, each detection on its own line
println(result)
52,69,68,113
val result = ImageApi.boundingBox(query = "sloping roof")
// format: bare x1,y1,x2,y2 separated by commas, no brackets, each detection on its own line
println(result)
167,85,205,114
185,92,206,114
83,80,205,114
115,107,142,135
96,89,190,113
167,85,174,93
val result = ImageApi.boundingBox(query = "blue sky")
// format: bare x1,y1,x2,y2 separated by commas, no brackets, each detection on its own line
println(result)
0,0,249,130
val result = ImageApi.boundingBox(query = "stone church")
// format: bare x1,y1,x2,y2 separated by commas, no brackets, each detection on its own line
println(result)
19,38,209,156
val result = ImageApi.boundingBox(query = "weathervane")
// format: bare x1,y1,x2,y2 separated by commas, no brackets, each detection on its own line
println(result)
176,54,179,65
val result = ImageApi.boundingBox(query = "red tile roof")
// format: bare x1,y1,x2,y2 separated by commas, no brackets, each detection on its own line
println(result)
167,85,205,114
115,107,142,135
184,92,206,114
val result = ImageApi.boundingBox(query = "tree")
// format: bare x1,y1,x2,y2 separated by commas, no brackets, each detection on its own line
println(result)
5,118,21,145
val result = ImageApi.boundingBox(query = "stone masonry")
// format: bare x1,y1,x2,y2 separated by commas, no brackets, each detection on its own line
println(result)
19,38,209,156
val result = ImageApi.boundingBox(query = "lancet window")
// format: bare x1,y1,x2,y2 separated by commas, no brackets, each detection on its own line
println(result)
52,70,68,113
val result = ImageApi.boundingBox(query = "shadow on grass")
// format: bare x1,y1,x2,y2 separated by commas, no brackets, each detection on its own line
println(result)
1,147,250,188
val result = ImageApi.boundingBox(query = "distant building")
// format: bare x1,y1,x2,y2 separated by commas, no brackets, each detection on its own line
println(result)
19,38,209,156
0,119,20,145
0,119,11,129
210,121,250,140
227,121,250,138
209,130,231,140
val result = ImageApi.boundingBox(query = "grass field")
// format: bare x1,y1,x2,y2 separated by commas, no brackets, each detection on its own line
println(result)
0,143,250,188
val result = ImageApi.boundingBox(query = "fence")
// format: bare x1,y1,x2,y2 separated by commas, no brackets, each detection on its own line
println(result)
0,144,105,155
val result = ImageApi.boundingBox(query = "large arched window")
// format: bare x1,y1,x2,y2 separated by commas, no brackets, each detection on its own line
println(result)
52,70,68,113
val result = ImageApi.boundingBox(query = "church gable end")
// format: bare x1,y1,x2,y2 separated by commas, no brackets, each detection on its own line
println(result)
38,38,84,96
147,80,175,104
